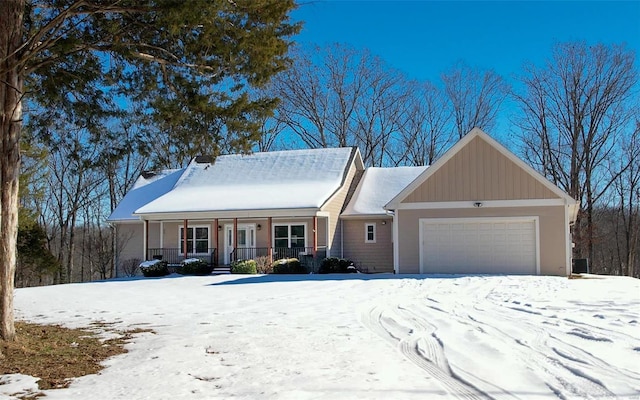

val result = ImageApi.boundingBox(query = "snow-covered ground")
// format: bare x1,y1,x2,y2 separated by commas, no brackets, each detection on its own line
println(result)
4,274,640,399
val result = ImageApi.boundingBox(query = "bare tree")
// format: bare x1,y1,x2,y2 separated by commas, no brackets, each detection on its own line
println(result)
442,62,509,139
273,43,414,166
390,81,452,166
514,42,638,266
611,121,640,277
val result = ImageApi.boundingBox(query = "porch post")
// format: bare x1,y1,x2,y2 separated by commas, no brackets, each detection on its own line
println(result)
233,218,238,261
313,215,318,256
267,217,273,262
183,219,188,259
213,218,219,265
143,219,149,261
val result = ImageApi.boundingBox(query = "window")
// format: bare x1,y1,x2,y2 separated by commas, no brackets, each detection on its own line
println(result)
273,224,306,248
365,223,376,243
180,226,209,254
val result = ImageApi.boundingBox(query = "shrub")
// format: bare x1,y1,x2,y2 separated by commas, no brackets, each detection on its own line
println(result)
255,256,273,274
272,258,307,274
231,259,257,274
318,257,357,274
177,258,213,275
120,258,141,277
139,259,169,277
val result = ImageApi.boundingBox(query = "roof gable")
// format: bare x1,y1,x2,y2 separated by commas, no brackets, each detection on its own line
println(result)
107,169,184,222
386,128,576,208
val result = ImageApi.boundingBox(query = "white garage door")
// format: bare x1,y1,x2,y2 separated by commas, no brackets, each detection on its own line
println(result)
420,218,537,274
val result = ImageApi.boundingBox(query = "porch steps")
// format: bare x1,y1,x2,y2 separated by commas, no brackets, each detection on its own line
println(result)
212,265,231,274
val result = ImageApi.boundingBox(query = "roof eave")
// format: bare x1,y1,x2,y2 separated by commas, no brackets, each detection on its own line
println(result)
132,207,323,220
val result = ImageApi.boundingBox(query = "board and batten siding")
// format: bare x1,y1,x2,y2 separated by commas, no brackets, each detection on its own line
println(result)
396,206,568,276
321,158,362,258
403,136,558,203
342,219,393,273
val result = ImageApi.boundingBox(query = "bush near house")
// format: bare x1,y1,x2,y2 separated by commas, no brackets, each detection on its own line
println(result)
318,257,357,274
272,258,307,274
255,256,273,274
231,259,258,274
177,258,213,275
139,260,170,277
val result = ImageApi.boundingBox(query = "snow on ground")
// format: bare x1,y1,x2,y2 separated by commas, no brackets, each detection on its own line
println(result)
4,274,640,400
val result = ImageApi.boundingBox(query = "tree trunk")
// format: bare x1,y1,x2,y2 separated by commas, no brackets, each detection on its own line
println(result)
0,0,25,341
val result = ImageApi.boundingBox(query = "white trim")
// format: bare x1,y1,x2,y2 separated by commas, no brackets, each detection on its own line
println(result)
418,217,424,274
340,214,393,220
272,222,308,249
223,223,256,264
326,214,331,258
340,219,344,259
386,128,577,210
142,220,147,261
396,198,566,210
178,224,211,255
317,211,331,218
365,222,377,243
392,211,399,274
418,216,540,275
565,204,571,276
134,208,320,221
320,148,364,210
534,217,541,275
160,221,164,249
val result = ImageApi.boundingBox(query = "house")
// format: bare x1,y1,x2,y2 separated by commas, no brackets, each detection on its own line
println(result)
108,147,365,273
108,128,578,276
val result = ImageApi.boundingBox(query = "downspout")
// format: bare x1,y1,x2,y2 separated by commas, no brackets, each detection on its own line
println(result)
326,215,331,258
389,210,399,274
340,219,344,259
565,200,572,276
143,219,148,262
109,222,117,278
183,219,188,259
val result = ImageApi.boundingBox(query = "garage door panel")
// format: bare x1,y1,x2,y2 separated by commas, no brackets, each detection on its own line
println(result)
421,218,537,275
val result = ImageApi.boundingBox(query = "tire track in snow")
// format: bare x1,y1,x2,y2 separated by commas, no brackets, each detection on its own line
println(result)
361,304,491,400
466,300,617,399
422,277,620,399
531,327,616,399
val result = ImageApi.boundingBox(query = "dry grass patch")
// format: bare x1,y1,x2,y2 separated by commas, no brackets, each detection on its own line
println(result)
1,321,152,391
568,274,604,279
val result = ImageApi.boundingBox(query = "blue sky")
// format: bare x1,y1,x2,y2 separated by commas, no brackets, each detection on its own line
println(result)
289,0,639,143
291,1,640,82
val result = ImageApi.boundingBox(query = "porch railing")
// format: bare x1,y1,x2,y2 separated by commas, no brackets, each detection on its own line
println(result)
231,247,327,262
147,248,218,266
231,246,327,271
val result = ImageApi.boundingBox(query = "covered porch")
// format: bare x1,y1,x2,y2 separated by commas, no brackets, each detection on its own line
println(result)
141,213,331,270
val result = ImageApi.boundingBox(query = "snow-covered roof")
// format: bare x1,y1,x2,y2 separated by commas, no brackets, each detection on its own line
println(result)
109,147,356,220
342,166,427,217
107,169,184,222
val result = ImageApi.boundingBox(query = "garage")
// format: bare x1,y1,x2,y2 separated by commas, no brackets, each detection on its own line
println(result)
420,217,538,274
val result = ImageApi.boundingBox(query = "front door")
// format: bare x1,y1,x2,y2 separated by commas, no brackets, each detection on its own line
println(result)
224,224,256,264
